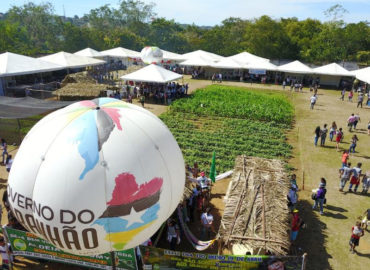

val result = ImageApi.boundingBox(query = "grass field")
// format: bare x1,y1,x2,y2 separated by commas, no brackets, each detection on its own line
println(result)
160,85,293,173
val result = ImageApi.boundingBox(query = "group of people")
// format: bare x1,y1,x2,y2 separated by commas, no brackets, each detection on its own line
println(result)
1,139,13,172
165,163,214,250
339,152,369,193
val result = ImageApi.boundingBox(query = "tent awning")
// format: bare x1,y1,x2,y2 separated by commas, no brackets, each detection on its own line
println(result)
121,64,182,83
39,52,105,69
181,50,224,62
0,96,73,119
229,52,270,64
313,63,354,77
100,47,141,58
0,52,64,77
351,67,370,84
211,58,243,69
277,60,313,74
180,56,215,67
74,48,104,58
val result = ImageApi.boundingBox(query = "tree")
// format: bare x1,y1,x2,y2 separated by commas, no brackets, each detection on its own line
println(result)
6,2,63,53
243,16,298,59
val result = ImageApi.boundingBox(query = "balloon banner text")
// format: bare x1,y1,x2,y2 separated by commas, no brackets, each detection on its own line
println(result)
4,227,137,270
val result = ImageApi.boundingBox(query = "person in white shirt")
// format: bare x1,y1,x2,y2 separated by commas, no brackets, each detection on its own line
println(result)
310,94,317,110
200,207,214,240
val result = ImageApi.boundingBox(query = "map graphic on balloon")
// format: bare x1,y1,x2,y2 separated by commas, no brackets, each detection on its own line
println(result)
140,46,163,64
7,98,185,256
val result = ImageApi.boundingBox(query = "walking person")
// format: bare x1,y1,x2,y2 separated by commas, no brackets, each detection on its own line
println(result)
336,128,343,151
329,121,337,141
290,209,303,243
313,181,327,215
348,135,359,154
5,155,13,173
1,138,8,165
341,150,349,168
357,93,364,108
320,124,328,146
167,219,180,250
349,163,363,193
348,90,353,102
339,162,352,191
314,126,321,146
310,94,317,110
287,185,298,212
353,113,360,130
347,114,355,132
349,221,364,254
140,95,145,107
340,89,345,101
200,207,214,240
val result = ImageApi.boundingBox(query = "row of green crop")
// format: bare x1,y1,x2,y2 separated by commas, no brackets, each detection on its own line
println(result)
160,113,292,173
170,85,293,125
160,85,293,173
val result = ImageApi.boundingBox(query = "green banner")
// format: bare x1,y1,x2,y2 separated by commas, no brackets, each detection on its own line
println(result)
4,227,136,270
139,246,304,270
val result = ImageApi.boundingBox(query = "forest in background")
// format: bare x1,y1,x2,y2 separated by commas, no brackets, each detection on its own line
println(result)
0,1,369,64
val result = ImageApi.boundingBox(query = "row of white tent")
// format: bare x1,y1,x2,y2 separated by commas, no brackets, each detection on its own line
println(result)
0,47,369,84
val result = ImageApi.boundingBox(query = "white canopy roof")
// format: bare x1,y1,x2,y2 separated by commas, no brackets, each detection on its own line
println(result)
121,64,182,83
229,52,270,64
180,56,215,67
351,67,370,84
40,52,105,69
211,58,243,69
161,49,186,61
181,50,224,62
277,60,313,74
100,47,141,58
74,48,104,58
0,52,63,77
313,63,353,77
245,61,277,71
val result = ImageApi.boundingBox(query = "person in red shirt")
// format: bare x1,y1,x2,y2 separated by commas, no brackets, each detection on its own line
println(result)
341,150,349,168
291,209,303,243
349,221,364,253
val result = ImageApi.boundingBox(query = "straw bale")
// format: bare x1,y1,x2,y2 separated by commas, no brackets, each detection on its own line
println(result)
219,155,290,255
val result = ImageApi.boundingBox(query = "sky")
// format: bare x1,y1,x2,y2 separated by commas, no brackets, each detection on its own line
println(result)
1,0,369,25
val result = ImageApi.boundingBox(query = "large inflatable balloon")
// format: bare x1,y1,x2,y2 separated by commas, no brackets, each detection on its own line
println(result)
8,98,185,256
140,46,163,64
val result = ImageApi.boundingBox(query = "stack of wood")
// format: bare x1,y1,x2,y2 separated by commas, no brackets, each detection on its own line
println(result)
218,155,290,256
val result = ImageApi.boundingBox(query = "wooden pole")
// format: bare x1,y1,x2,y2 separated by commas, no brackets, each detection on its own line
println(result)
261,183,266,251
110,251,116,270
229,235,286,245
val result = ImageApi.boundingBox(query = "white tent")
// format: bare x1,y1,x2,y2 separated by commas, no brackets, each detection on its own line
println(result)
277,60,313,74
351,67,370,84
181,50,224,62
40,52,105,69
244,61,277,71
180,56,215,67
161,49,186,61
229,52,269,64
0,52,63,77
121,64,182,83
211,58,243,69
74,48,104,58
313,63,354,77
100,47,141,58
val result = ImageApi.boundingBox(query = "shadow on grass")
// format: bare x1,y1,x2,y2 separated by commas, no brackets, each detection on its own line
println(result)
296,200,332,270
325,205,347,212
354,250,370,258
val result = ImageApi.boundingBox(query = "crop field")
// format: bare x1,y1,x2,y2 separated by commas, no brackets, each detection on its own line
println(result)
160,85,294,173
